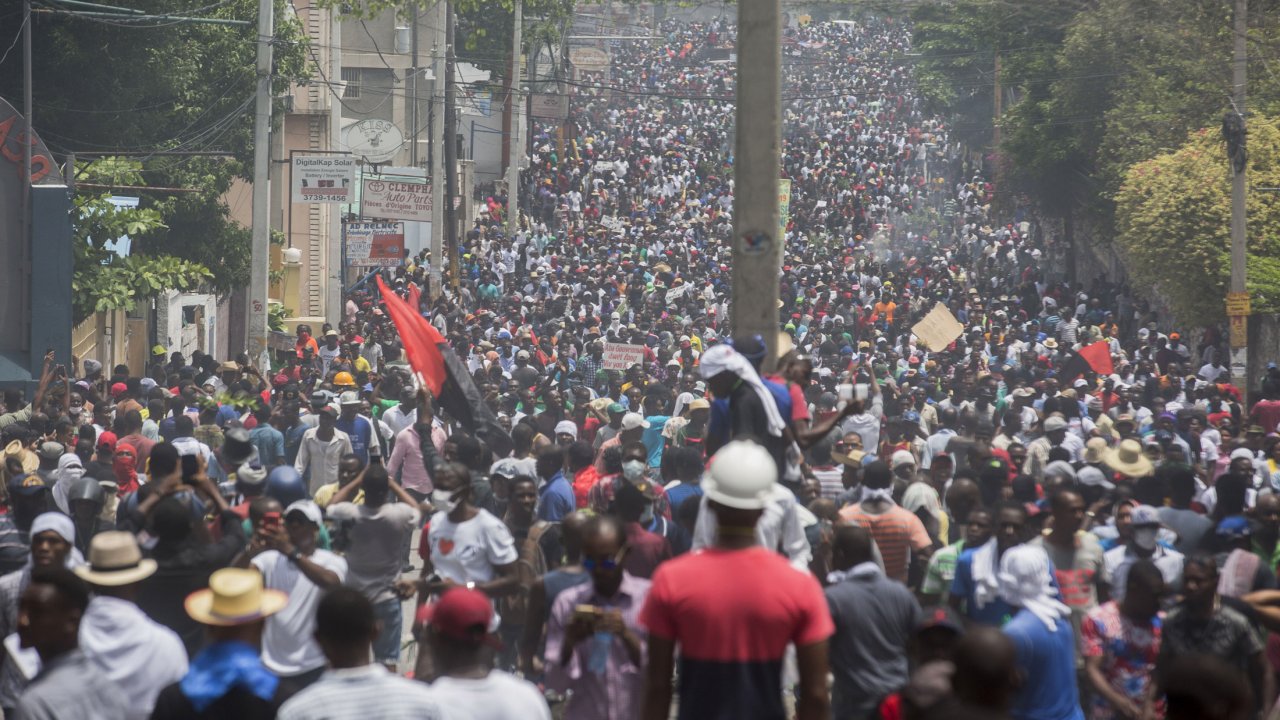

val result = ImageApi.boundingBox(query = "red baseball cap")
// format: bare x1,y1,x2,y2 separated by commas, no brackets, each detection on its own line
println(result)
110,382,128,398
97,431,118,453
418,588,499,647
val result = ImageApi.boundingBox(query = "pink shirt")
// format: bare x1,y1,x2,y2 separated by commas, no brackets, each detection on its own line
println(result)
387,423,446,494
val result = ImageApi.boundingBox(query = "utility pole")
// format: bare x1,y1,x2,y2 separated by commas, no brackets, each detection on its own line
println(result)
429,0,446,298
445,0,460,291
22,0,32,348
410,6,419,168
246,0,273,365
1226,0,1250,395
730,0,782,367
506,0,523,233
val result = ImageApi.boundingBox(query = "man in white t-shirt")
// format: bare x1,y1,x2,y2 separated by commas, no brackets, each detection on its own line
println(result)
239,500,347,687
318,330,342,376
420,461,519,595
326,464,425,671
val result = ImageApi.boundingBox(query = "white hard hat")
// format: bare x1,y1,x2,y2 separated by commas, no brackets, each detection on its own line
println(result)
704,441,776,510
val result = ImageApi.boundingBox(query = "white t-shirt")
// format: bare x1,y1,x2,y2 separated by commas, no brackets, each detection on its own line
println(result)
429,671,551,720
253,548,349,676
426,509,518,585
319,345,341,375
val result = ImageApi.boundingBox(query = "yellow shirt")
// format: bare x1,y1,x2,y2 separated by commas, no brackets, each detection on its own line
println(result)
352,356,372,374
314,482,364,508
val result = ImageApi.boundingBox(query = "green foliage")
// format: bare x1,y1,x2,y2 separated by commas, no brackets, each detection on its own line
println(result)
268,301,291,332
1114,119,1280,326
73,159,213,324
0,0,311,296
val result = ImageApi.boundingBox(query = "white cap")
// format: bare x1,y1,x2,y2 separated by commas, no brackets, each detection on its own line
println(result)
621,413,650,431
704,441,776,510
285,500,323,526
339,391,361,406
890,449,915,469
554,420,579,438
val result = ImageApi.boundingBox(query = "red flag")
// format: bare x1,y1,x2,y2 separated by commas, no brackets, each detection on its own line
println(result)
1078,340,1114,377
376,275,446,396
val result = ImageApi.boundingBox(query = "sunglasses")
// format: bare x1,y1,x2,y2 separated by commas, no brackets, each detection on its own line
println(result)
582,546,628,572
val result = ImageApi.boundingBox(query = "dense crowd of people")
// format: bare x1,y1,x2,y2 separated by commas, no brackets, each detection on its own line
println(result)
0,12,1275,720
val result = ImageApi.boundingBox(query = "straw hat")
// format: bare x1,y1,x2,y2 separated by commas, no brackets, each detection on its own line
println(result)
184,568,287,626
3,441,37,474
74,531,157,586
1084,437,1109,465
1104,439,1154,478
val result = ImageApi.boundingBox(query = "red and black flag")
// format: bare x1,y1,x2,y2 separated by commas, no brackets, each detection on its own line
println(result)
1058,340,1114,382
376,275,513,456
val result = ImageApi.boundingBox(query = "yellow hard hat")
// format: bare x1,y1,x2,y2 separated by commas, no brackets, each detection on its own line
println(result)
334,371,355,387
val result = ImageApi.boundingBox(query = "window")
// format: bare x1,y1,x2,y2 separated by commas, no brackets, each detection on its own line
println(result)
341,67,362,99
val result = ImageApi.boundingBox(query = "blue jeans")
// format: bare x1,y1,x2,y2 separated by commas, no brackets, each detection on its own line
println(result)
372,597,403,664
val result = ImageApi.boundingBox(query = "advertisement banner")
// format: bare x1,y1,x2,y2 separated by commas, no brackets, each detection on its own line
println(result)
291,155,355,203
345,222,406,267
602,342,645,371
362,178,432,222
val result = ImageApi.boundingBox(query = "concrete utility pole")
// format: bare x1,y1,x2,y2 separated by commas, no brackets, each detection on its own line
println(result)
445,0,460,291
506,0,523,232
1227,0,1250,394
731,0,783,367
429,0,447,298
247,0,274,365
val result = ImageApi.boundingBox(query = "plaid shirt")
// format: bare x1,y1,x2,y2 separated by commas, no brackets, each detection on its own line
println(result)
576,354,607,391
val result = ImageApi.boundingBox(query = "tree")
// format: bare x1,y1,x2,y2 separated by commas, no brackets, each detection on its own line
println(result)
0,0,311,294
1114,117,1280,327
72,158,212,324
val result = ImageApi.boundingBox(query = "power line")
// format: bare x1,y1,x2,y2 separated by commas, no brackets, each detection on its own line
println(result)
0,14,25,67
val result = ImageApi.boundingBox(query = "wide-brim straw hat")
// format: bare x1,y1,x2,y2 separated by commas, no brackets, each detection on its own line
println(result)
74,531,157,586
1104,438,1154,478
184,568,287,626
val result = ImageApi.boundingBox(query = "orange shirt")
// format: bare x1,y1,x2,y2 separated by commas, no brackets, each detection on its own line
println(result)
837,504,932,583
873,301,897,323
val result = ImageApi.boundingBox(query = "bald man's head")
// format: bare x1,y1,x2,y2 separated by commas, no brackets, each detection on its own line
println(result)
952,627,1019,712
561,510,591,562
831,522,874,571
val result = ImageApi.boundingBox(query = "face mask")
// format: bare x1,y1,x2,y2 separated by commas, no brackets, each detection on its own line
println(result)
432,489,461,514
622,459,647,481
1133,527,1158,551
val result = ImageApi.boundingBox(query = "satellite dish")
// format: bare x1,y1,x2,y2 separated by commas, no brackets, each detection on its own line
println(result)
340,119,404,164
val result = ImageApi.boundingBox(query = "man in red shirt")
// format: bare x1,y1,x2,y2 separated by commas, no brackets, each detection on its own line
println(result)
640,440,832,720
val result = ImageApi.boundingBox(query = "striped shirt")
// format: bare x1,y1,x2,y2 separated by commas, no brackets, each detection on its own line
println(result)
811,465,845,500
837,504,933,583
277,664,443,719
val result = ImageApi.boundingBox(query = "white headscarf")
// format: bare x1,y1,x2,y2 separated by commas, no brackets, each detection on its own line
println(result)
997,544,1071,631
698,344,786,437
672,392,696,418
52,454,85,515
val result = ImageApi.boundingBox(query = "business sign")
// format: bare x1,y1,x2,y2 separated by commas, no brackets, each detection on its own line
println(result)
361,178,432,223
291,155,355,203
602,342,645,371
569,47,610,72
345,222,406,267
530,93,570,120
1227,292,1251,316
